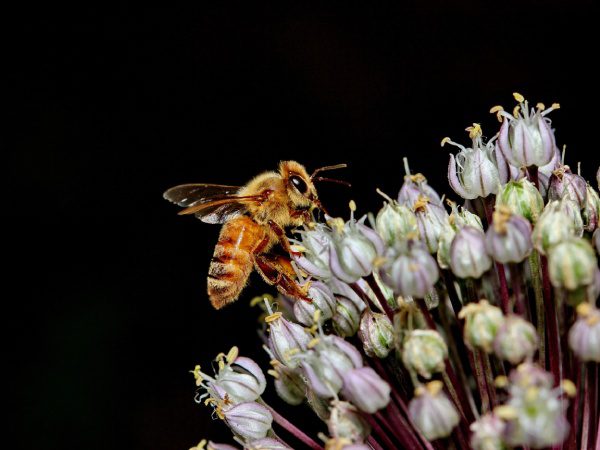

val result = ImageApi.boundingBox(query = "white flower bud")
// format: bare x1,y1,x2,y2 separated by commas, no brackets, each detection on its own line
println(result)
469,413,506,450
223,402,273,440
409,380,460,440
327,400,371,442
485,207,532,264
532,200,579,255
358,309,394,358
375,200,418,246
496,178,544,224
449,226,492,279
458,300,505,352
268,315,312,368
548,238,596,291
294,282,336,326
402,329,448,379
548,165,587,208
493,315,538,364
568,303,600,362
342,367,391,413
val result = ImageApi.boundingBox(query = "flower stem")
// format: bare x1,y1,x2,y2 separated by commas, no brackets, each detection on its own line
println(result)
367,435,385,450
363,412,407,450
540,255,562,382
528,165,540,190
509,263,526,316
496,263,511,314
365,273,396,321
528,252,546,369
262,403,323,450
472,349,490,412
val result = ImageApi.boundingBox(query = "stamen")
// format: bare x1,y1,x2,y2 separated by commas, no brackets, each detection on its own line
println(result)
265,312,283,322
513,92,525,103
267,369,279,379
561,379,576,397
466,123,482,139
307,337,321,348
440,137,451,147
226,346,239,363
495,405,519,420
375,188,394,203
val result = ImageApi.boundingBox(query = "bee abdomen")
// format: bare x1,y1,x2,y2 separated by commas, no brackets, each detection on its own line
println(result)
207,216,266,309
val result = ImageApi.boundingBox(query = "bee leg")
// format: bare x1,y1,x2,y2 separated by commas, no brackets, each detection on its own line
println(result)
267,220,301,257
254,254,312,302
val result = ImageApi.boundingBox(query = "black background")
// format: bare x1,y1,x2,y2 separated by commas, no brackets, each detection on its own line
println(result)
10,1,597,449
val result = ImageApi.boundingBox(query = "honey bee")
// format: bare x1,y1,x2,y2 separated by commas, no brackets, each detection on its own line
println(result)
164,161,347,309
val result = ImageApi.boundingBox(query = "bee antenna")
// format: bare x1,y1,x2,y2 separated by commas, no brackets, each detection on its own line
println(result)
313,177,351,187
310,163,347,180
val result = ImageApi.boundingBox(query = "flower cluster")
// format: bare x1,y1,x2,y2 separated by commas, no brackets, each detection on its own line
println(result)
186,93,599,450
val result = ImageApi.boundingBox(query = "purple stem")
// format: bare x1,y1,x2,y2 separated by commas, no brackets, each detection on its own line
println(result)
540,255,561,383
367,435,385,450
363,412,406,449
265,404,323,450
496,263,511,314
581,363,590,450
365,274,396,321
509,263,526,316
566,361,582,450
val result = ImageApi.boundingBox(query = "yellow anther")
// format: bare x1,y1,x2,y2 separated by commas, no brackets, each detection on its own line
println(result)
513,92,525,103
306,324,318,335
283,348,300,361
495,405,519,420
307,337,321,349
561,379,577,397
409,173,427,184
494,375,509,388
440,137,451,147
265,312,283,322
204,397,216,406
189,439,207,450
576,302,592,317
269,359,280,367
425,380,444,396
349,200,357,212
250,296,264,307
215,352,226,361
290,244,307,253
466,123,482,139
218,360,225,371
190,364,203,386
267,369,280,379
536,102,545,111
226,346,239,363
551,102,560,110
327,217,345,233
489,105,504,114
413,195,430,213
493,205,512,234
512,105,521,118
373,256,388,268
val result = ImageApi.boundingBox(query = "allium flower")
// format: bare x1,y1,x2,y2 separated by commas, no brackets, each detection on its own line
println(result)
459,300,505,352
532,200,580,254
436,223,455,269
294,223,333,279
293,281,336,326
445,123,505,199
327,400,371,442
267,312,312,368
358,309,394,358
408,380,460,440
496,178,544,224
448,202,484,230
301,334,363,398
568,303,600,362
398,171,443,207
402,329,448,379
500,364,570,448
495,93,559,168
493,315,538,364
270,360,306,406
341,367,391,413
413,195,450,253
485,206,532,264
246,438,292,450
469,413,506,450
449,226,492,278
548,237,596,290
213,355,267,404
223,402,273,440
375,196,418,246
329,216,384,283
379,240,439,297
548,165,587,207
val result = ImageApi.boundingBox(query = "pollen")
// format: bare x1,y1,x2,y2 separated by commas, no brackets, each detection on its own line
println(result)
425,380,444,395
265,312,283,322
489,105,505,122
440,137,451,147
513,92,525,103
536,102,545,111
494,375,509,388
413,195,430,213
349,200,357,212
190,364,203,386
189,439,207,450
267,369,279,379
495,404,519,420
512,105,521,118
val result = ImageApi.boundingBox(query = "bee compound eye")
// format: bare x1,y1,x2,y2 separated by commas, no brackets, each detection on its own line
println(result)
290,175,308,194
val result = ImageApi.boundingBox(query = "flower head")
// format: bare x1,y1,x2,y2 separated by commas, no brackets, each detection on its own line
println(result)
459,300,505,352
568,303,600,362
496,178,544,224
485,206,532,264
402,329,448,379
493,315,538,364
357,309,395,358
449,226,492,279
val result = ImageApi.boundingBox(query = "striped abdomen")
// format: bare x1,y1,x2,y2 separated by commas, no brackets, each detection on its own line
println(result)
208,216,268,309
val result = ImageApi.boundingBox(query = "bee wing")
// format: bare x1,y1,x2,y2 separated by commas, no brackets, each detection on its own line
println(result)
163,183,264,224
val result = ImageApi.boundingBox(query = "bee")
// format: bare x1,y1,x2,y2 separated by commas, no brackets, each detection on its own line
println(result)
163,161,347,309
